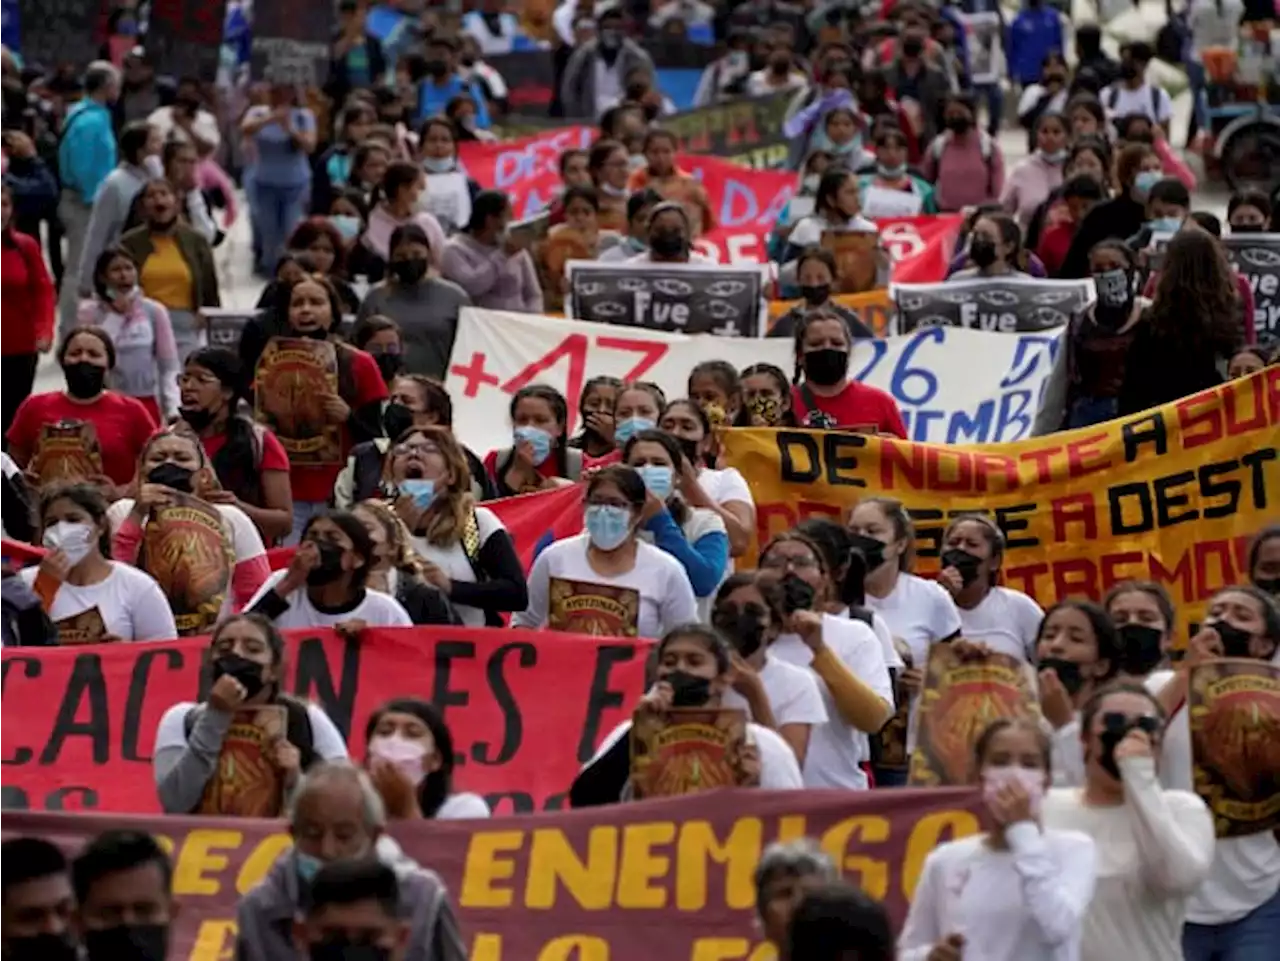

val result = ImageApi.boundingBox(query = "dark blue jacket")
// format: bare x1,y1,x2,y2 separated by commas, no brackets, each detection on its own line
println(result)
1007,6,1064,86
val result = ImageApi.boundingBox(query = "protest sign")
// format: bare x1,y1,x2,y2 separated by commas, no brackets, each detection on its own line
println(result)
861,185,924,219
459,126,597,216
567,260,764,336
446,309,1061,455
422,171,473,234
721,368,1280,627
663,91,794,169
894,277,1093,333
961,12,1003,85
1223,233,1280,336
6,788,983,958
767,291,894,335
250,0,333,86
15,0,98,71
0,626,649,814
254,338,342,465
144,0,227,81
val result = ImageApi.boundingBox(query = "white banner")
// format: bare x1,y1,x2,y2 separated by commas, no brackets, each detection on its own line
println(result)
445,309,1062,457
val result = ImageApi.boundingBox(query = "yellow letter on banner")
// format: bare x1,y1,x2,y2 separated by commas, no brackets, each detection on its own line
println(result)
461,831,525,908
676,817,762,910
172,830,242,896
900,809,981,899
525,826,619,910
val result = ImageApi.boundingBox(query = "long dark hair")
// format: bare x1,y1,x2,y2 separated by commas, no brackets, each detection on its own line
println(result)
1147,230,1243,358
508,384,570,477
185,347,261,505
363,698,458,818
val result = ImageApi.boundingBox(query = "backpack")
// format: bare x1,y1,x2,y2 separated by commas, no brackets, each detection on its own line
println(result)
929,130,996,197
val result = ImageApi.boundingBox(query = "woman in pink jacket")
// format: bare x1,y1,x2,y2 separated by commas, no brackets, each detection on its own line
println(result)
1002,112,1068,231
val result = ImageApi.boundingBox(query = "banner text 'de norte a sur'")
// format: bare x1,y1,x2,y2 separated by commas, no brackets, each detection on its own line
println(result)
1,628,648,815
4,788,983,961
722,369,1279,626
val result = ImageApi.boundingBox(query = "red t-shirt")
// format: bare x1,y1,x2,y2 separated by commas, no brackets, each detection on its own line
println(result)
791,381,908,438
202,425,291,471
290,347,389,504
7,391,159,485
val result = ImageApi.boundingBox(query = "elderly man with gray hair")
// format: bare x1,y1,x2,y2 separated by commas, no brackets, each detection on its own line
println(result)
755,838,840,959
234,760,467,961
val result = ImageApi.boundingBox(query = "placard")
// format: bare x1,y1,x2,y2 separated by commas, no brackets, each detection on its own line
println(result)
630,707,749,798
1223,233,1280,336
30,420,102,486
567,260,763,336
548,577,640,637
894,277,1093,333
250,0,333,86
139,494,234,636
144,0,227,81
861,185,924,219
960,12,1003,85
195,705,288,818
254,337,342,465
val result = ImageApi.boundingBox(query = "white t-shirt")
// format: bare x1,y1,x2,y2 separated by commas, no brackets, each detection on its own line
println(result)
770,614,894,790
146,106,222,151
957,586,1043,662
1101,82,1174,125
591,717,804,791
154,699,349,761
436,792,492,820
410,506,505,628
592,55,625,117
246,570,413,629
697,466,754,508
20,562,178,642
721,653,829,730
513,534,698,639
1041,761,1215,961
831,605,903,671
866,572,963,667
899,824,1097,961
788,213,878,249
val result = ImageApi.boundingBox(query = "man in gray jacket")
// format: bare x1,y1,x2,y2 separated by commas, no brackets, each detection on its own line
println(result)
235,762,467,961
559,7,655,121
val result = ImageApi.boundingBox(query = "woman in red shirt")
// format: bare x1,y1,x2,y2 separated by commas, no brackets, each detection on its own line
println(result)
483,384,581,496
1,183,55,435
790,311,907,437
261,275,387,545
7,326,159,493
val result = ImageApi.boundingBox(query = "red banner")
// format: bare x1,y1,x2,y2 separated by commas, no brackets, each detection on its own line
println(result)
0,627,647,815
4,788,985,959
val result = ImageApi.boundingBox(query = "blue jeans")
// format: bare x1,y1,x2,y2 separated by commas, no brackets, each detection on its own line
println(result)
285,499,329,547
975,82,1003,136
1183,887,1280,961
253,180,308,275
1186,59,1211,142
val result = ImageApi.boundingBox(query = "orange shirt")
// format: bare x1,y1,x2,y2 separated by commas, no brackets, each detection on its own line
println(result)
626,168,717,236
139,234,195,311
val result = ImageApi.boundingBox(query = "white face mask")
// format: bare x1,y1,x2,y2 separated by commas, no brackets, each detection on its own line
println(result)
368,733,432,786
42,521,97,566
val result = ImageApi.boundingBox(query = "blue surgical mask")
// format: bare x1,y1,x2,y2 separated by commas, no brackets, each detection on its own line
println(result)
105,284,140,303
422,156,455,174
330,214,362,241
1148,216,1182,234
1040,149,1068,164
585,504,633,551
513,425,554,466
636,464,674,499
877,163,906,179
296,851,323,884
400,478,436,510
1134,170,1162,198
614,417,655,446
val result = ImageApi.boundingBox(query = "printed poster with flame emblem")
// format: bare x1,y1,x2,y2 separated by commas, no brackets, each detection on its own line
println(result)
254,337,342,465
196,705,288,818
1190,659,1280,838
54,607,110,645
874,637,915,772
140,494,234,636
547,577,640,637
630,707,748,799
30,420,103,486
909,644,1039,786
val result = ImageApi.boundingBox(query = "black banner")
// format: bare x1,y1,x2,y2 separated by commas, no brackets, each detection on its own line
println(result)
144,0,227,82
1223,233,1280,337
250,0,333,86
567,261,763,337
16,0,100,71
894,278,1093,333
663,92,793,170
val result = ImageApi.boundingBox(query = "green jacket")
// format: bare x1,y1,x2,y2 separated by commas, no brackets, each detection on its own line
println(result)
118,223,221,310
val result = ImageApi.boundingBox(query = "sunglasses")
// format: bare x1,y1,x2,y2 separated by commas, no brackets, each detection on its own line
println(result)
1101,712,1161,737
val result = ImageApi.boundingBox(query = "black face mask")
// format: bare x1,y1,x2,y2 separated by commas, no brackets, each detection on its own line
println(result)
800,283,830,306
309,939,392,961
1119,62,1140,82
424,59,449,77
712,603,769,658
180,406,216,431
147,461,195,493
373,351,403,382
64,361,106,399
83,923,169,961
968,236,998,268
1039,657,1086,696
1209,619,1255,658
940,548,982,587
902,38,924,58
1116,622,1165,676
677,436,701,467
666,669,713,708
390,257,428,285
382,401,415,440
649,229,687,258
801,348,848,387
945,115,973,134
780,572,816,614
849,533,887,571
6,932,79,961
1097,711,1161,779
1255,577,1280,597
306,540,346,586
212,652,267,699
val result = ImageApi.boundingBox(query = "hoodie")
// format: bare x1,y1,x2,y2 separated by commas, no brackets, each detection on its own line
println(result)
235,838,467,961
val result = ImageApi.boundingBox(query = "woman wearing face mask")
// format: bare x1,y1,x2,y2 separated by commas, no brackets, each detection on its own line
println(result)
791,312,907,436
1001,112,1068,232
1249,526,1280,597
772,248,877,340
1060,142,1163,278
781,171,886,287
627,129,716,236
514,466,699,638
20,482,177,642
107,428,270,618
177,347,293,544
484,384,581,495
118,178,220,366
713,571,829,767
76,246,179,422
152,613,348,815
352,161,447,284
612,381,667,450
416,117,481,232
387,426,526,627
440,190,543,312
1042,683,1214,961
923,94,1006,212
570,623,804,805
1227,190,1272,233
629,201,713,265
775,150,831,238
937,514,1043,664
736,363,799,428
1023,137,1113,261
247,509,413,629
351,500,458,626
7,327,158,491
900,717,1097,961
285,218,362,314
363,698,489,821
949,213,1029,279
356,224,471,381
687,361,741,452
350,315,405,387
1103,581,1177,682
856,129,937,216
587,139,631,233
567,375,623,464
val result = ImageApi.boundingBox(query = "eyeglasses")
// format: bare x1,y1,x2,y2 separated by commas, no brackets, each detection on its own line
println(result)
759,555,819,571
1100,712,1161,736
177,373,220,387
392,442,438,457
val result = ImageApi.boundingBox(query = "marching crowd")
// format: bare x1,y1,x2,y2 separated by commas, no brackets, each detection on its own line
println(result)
2,1,1280,960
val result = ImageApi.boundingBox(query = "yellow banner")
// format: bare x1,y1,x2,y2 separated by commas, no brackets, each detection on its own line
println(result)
721,369,1279,629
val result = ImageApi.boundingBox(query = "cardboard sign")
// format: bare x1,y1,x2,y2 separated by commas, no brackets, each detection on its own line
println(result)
630,707,749,798
30,420,103,486
140,495,234,636
195,704,288,818
254,337,342,465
